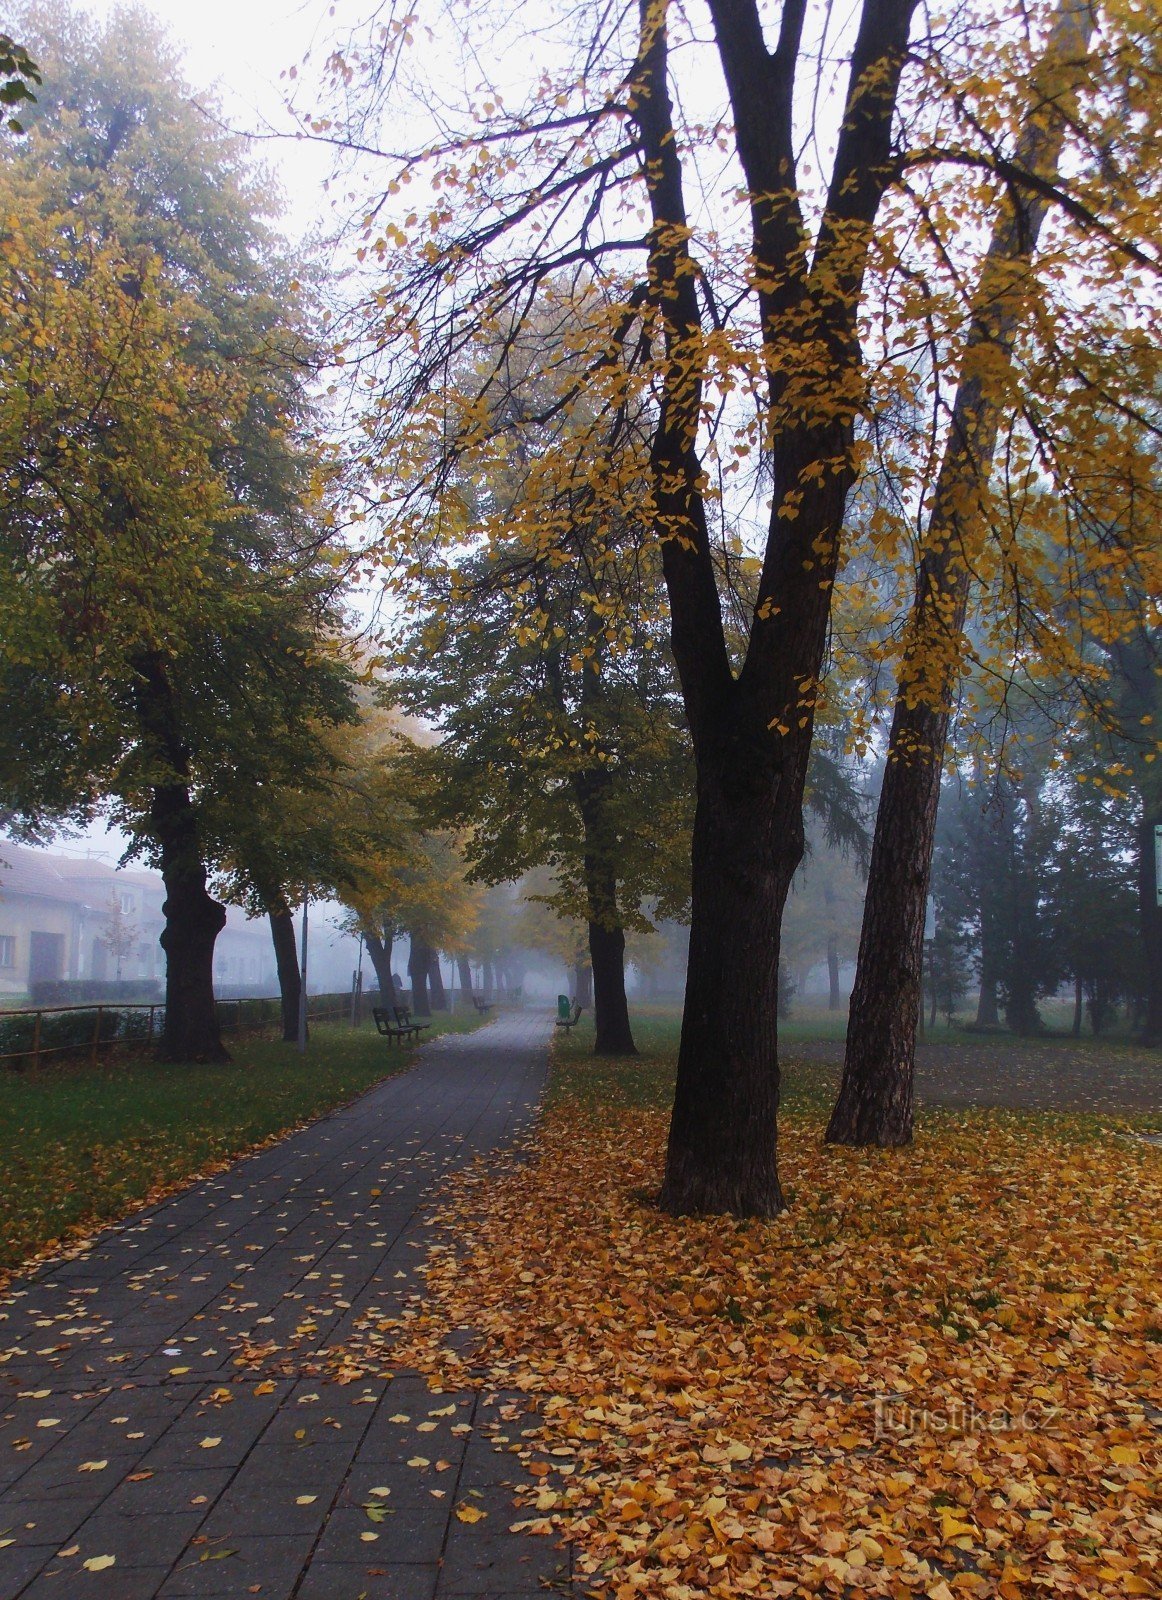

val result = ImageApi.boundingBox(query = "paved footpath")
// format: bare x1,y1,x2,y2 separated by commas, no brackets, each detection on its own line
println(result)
0,1012,575,1600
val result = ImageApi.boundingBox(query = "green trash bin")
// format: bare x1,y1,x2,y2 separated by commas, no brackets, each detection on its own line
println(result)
557,993,572,1020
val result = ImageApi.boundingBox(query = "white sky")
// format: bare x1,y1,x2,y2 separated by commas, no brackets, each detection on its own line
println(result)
75,0,342,241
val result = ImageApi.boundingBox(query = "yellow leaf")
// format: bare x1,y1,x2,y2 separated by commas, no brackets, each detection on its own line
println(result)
456,1504,487,1523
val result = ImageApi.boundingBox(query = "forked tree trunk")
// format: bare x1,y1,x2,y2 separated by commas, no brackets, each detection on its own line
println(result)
364,929,396,1003
829,0,1091,1146
408,937,431,1016
631,0,916,1214
264,896,301,1043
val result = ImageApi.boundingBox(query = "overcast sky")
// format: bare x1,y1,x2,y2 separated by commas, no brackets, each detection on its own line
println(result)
76,0,341,239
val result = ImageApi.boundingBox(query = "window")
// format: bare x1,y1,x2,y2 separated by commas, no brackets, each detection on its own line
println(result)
119,892,136,915
0,935,14,968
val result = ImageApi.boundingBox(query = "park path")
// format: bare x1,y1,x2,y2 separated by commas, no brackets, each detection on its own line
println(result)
0,1010,573,1600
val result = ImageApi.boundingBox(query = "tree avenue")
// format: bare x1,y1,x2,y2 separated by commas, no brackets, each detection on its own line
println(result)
0,7,357,1061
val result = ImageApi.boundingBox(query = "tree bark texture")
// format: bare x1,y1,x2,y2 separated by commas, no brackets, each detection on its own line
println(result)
830,0,1091,1145
132,651,228,1063
574,959,594,1007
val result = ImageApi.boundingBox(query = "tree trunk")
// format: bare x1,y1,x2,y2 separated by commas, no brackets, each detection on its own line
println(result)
408,937,431,1016
427,948,447,1010
150,778,229,1061
364,928,396,1003
829,0,1091,1145
131,650,228,1063
827,934,841,1011
264,896,301,1043
1072,973,1083,1038
975,965,1000,1027
574,959,593,1007
457,955,473,1004
631,0,916,1213
828,729,935,1144
483,959,494,1000
589,919,636,1054
658,759,792,1217
573,764,637,1055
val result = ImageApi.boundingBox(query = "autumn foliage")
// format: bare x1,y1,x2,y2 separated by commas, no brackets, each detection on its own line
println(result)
327,1057,1160,1599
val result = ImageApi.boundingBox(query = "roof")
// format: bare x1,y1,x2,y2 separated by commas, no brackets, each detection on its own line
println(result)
0,842,160,911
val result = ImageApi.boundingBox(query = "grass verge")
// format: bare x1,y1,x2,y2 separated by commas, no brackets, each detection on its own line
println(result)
0,1008,487,1281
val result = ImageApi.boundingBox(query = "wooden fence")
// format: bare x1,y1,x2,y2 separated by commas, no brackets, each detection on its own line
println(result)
0,992,353,1070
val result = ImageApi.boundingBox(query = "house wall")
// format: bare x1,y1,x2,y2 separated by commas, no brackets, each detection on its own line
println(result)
0,898,77,996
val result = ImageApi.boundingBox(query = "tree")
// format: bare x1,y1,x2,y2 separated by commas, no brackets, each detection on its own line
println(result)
829,0,1097,1143
1044,764,1140,1035
1105,628,1162,1042
322,0,1161,1211
98,892,139,984
0,6,355,1060
395,526,693,1054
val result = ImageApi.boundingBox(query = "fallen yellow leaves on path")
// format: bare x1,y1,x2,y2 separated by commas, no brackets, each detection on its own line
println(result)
332,1099,1161,1599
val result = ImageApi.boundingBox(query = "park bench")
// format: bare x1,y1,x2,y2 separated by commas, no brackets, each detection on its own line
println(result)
393,1004,430,1040
372,1005,427,1044
471,996,495,1015
555,1001,584,1030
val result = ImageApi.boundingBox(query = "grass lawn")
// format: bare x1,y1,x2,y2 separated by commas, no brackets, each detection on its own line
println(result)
0,1008,486,1281
338,1004,1161,1600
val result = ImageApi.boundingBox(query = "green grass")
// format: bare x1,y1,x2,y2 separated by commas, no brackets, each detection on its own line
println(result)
0,1009,486,1280
550,1005,840,1115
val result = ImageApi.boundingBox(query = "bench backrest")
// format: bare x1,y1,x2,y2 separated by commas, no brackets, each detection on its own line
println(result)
393,1005,414,1026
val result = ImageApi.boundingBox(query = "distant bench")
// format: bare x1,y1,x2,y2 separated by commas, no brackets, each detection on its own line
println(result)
373,1005,430,1044
471,996,495,1015
555,1002,584,1031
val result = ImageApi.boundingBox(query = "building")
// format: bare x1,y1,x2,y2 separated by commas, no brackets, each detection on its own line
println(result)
0,842,277,999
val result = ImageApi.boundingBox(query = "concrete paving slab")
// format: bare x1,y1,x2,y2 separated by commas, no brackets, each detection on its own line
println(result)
0,1012,570,1600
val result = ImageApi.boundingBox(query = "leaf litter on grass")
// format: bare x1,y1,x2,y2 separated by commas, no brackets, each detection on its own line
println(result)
319,1098,1160,1600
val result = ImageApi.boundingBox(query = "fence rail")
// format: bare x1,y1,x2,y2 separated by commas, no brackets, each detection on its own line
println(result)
0,992,353,1070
